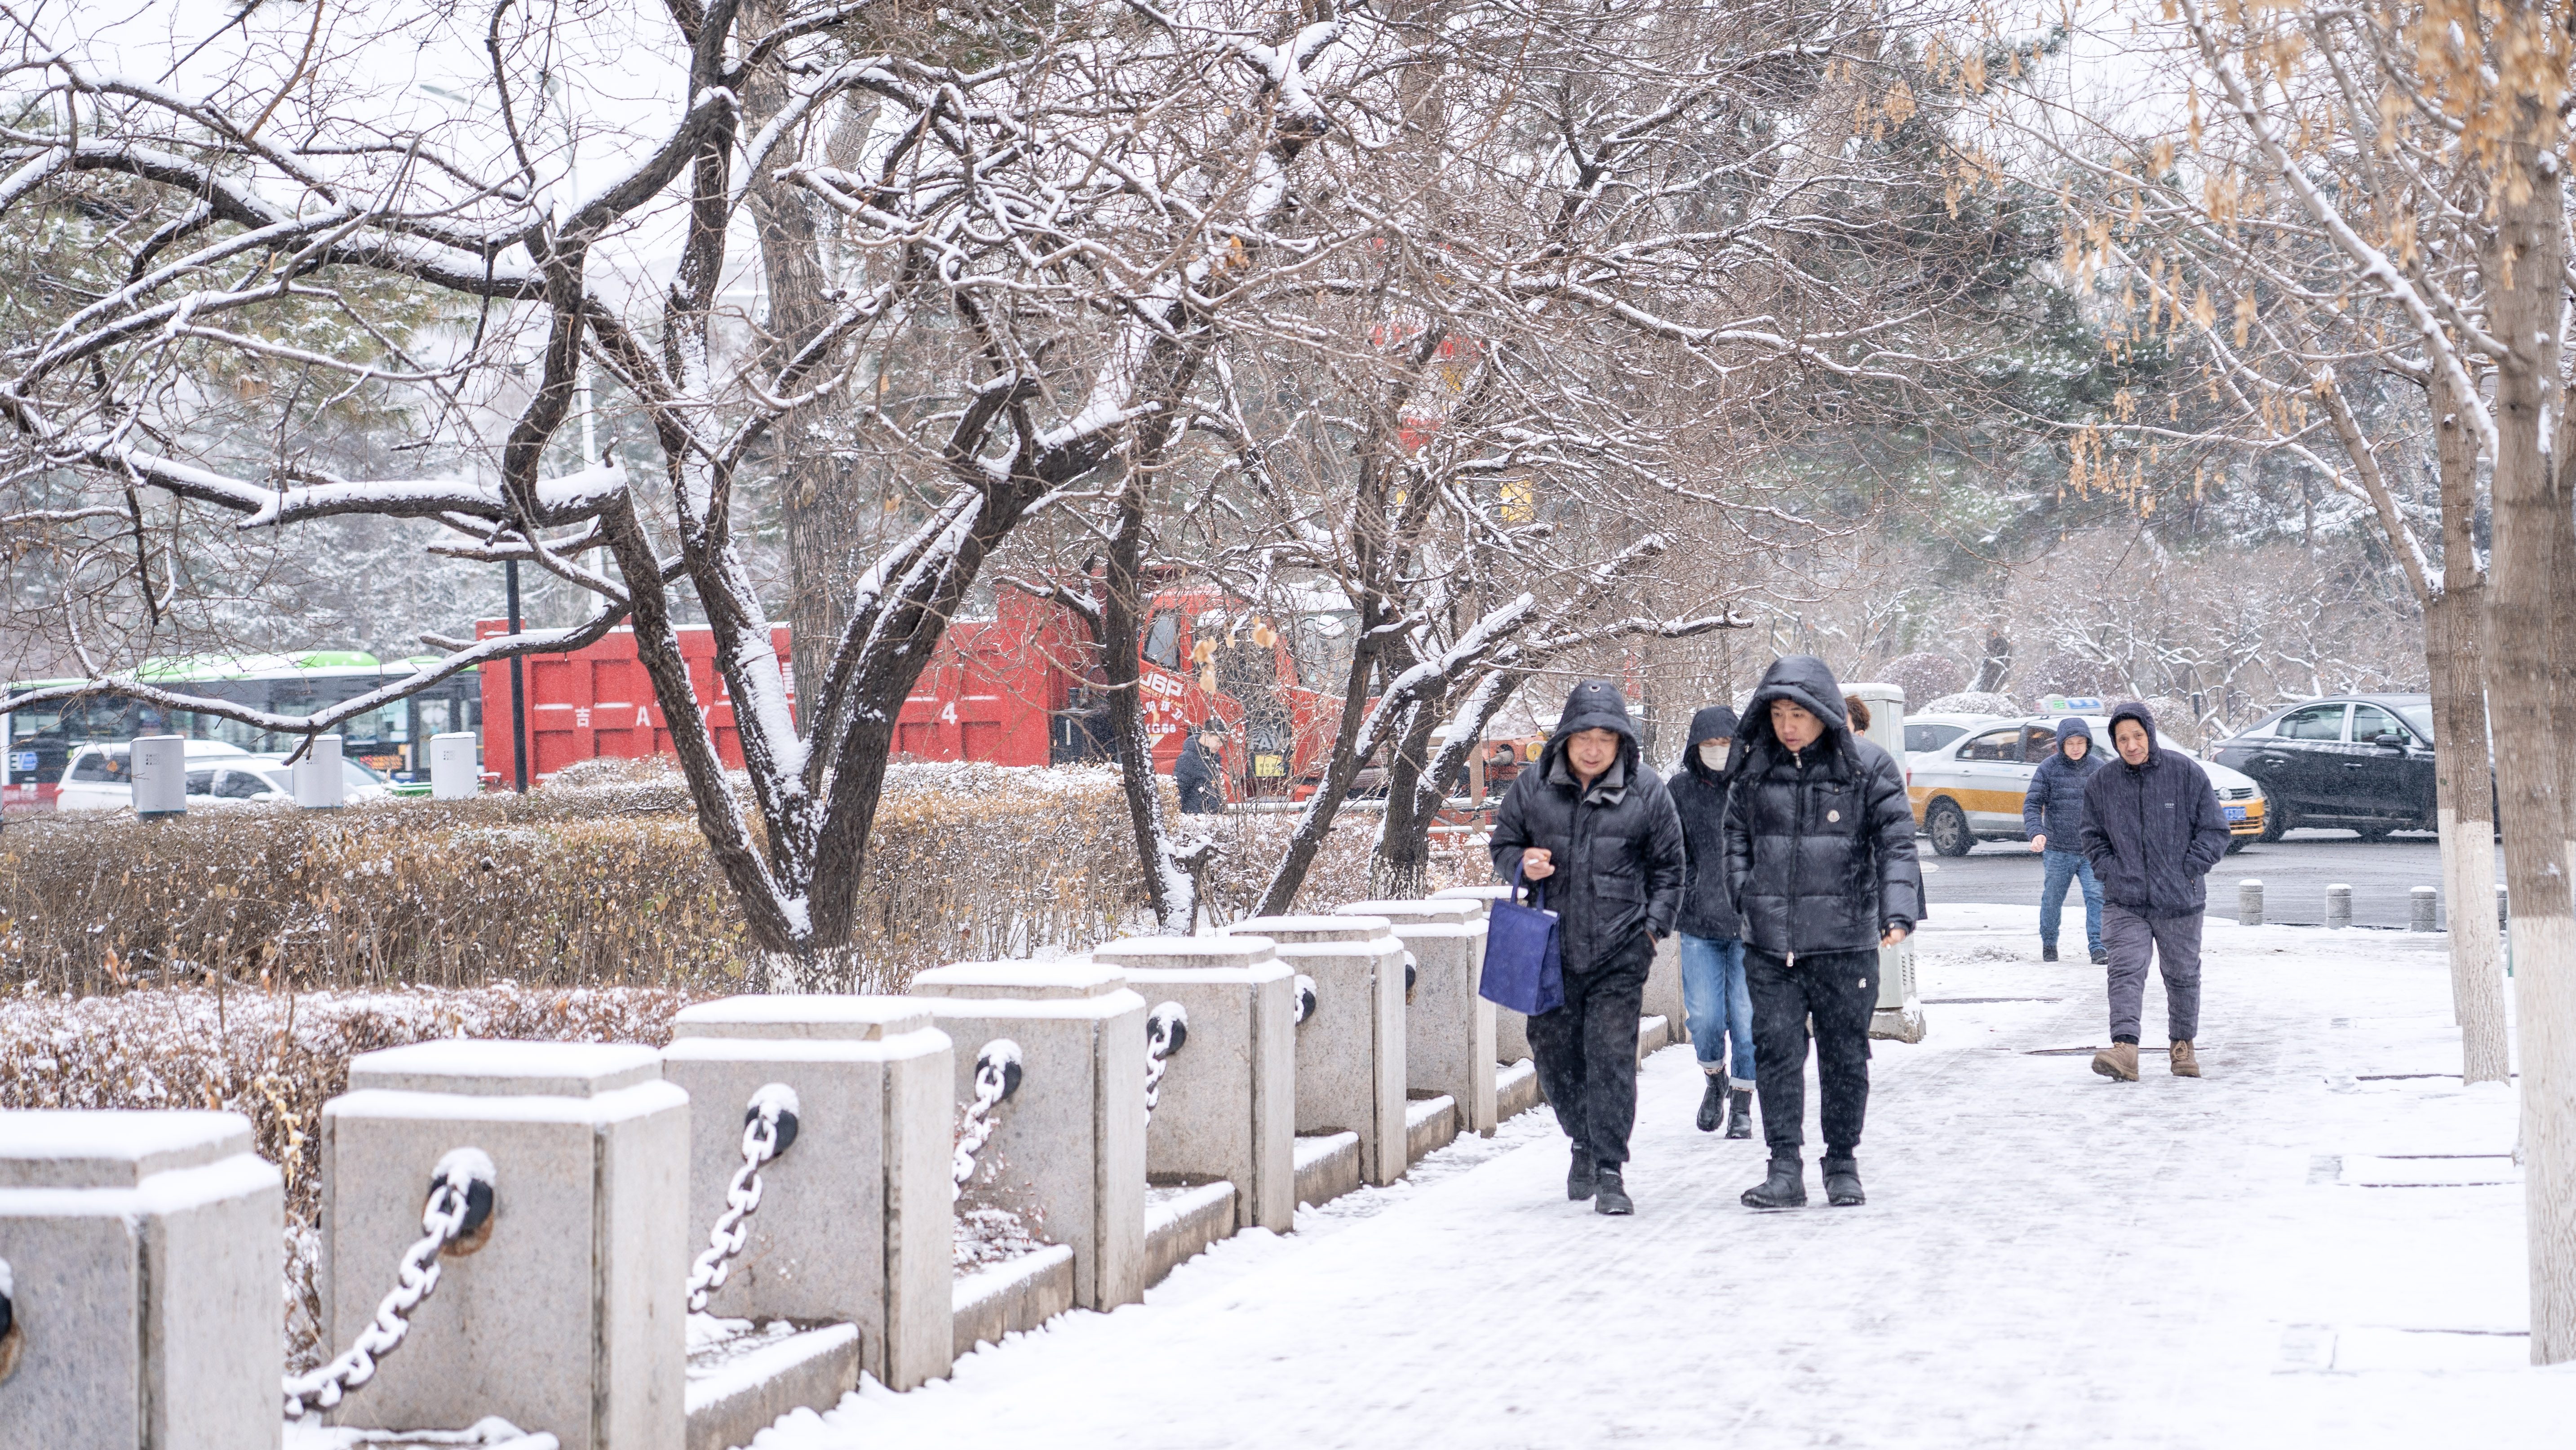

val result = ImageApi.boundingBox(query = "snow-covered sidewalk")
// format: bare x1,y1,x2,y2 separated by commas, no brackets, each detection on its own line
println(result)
754,905,2565,1450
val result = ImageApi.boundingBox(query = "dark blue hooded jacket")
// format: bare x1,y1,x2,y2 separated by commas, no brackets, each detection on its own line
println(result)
2078,701,2231,917
2022,716,2103,847
1720,656,1925,957
1489,679,1689,973
1668,703,1741,940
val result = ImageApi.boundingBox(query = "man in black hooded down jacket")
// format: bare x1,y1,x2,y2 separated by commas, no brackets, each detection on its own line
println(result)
1490,679,1688,1216
2078,701,2229,1082
1722,656,1924,1210
1669,703,1756,1139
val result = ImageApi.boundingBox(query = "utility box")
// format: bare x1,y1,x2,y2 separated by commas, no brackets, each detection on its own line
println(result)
132,734,186,818
428,732,480,799
291,735,345,810
1843,681,1924,1044
0,1109,284,1450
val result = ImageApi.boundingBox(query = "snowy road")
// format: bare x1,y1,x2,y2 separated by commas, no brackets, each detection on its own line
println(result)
758,906,2564,1450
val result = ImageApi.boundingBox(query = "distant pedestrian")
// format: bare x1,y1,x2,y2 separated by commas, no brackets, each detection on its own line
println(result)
1843,695,1872,734
1724,657,1923,1210
1174,720,1227,814
1490,679,1688,1216
2078,702,2229,1081
2024,717,2108,965
1668,704,1755,1139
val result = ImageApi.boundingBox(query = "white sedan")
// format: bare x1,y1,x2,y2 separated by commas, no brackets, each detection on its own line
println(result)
55,742,392,811
1907,715,2268,858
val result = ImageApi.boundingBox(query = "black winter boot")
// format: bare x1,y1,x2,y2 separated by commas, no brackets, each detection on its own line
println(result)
2042,942,2059,962
2090,946,2111,966
1822,1155,1865,1207
1567,1146,1597,1201
1724,1089,1754,1140
1594,1165,1634,1216
1741,1154,1807,1208
1696,1075,1725,1132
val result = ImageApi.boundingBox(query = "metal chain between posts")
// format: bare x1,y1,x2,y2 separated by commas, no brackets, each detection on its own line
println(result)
1142,1002,1188,1119
952,1040,1023,1196
1292,974,1317,1026
284,1148,496,1419
685,1084,801,1314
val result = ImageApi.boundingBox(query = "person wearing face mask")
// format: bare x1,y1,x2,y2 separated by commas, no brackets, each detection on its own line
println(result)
1668,704,1755,1138
1489,679,1689,1216
1723,656,1923,1210
2023,716,2108,965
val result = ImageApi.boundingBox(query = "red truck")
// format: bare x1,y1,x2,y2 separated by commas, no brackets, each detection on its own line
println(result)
474,619,796,779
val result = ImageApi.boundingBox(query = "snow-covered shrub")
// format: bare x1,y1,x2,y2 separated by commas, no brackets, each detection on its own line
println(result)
1878,652,1965,709
1920,690,2023,718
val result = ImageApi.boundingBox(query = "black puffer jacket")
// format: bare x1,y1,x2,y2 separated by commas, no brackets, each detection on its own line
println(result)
1668,703,1742,940
1174,729,1223,813
1721,656,1925,957
2079,701,2230,917
1489,680,1689,973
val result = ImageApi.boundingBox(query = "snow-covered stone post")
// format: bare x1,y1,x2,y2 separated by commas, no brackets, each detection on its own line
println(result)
2239,879,2264,927
318,1041,689,1450
1223,916,1408,1187
661,996,955,1392
291,735,345,809
2413,886,2439,933
1086,936,1297,1232
1335,899,1496,1135
2327,883,2353,929
132,734,186,818
908,963,1148,1312
1431,884,1527,1065
429,732,479,800
0,1110,283,1450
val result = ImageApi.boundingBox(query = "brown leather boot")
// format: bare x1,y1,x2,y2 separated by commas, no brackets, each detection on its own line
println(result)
2170,1041,2201,1077
2090,1041,2140,1081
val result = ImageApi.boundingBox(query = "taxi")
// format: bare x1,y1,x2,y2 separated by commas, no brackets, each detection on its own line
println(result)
1907,701,2266,857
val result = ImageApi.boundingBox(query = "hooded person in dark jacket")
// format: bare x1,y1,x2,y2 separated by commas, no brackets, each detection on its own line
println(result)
2078,701,2229,1082
1490,679,1688,1216
1173,720,1226,813
1669,703,1756,1139
1721,656,1924,1210
2023,716,2108,965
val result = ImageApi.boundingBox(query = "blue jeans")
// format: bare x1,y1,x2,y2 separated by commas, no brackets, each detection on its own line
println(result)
2041,849,2104,955
1677,933,1756,1088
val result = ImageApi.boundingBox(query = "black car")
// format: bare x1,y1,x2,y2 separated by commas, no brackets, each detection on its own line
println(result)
2211,694,2437,841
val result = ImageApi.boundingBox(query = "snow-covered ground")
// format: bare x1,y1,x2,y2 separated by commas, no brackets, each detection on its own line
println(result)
746,903,2565,1450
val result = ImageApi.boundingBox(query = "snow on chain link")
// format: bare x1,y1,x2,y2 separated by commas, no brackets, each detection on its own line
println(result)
951,1040,1022,1196
283,1148,494,1419
685,1084,799,1314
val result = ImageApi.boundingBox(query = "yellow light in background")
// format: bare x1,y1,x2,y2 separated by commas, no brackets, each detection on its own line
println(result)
1499,476,1536,523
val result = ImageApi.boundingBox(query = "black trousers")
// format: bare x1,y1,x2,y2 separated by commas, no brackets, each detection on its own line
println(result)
1527,942,1652,1166
1744,947,1878,1159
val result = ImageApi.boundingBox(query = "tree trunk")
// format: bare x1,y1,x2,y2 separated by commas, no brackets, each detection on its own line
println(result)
2428,367,2508,1082
2478,134,2576,1365
1368,694,1443,899
1253,631,1382,919
1100,482,1198,933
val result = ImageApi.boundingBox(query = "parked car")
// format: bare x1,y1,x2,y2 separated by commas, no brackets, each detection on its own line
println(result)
1903,712,2005,757
2210,694,2439,841
56,741,392,811
1909,714,2267,857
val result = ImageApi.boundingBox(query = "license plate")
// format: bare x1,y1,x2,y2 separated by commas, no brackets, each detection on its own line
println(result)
2225,805,2248,822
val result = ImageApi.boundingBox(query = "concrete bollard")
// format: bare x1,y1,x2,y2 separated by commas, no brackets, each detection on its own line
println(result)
661,996,955,1393
909,963,1147,1312
1646,933,1690,1046
0,1110,283,1450
291,735,345,809
1224,916,1408,1188
429,732,480,800
132,734,186,818
1086,935,1297,1233
2327,883,2352,929
2412,885,2439,933
1430,884,1527,1065
1336,899,1497,1135
2239,879,2264,927
320,1041,689,1450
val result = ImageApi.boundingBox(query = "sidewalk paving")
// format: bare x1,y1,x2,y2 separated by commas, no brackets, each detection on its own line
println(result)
761,904,2565,1450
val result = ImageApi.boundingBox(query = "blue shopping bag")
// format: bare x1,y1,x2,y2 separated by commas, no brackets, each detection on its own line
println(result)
1479,865,1564,1016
